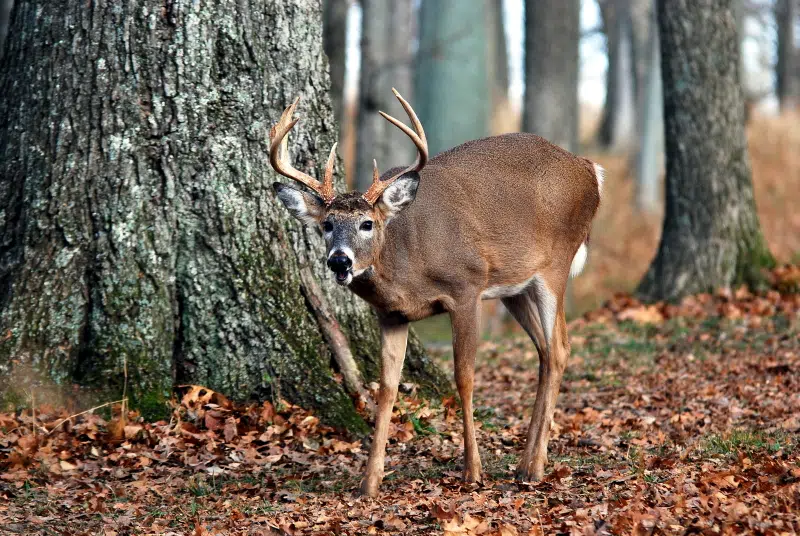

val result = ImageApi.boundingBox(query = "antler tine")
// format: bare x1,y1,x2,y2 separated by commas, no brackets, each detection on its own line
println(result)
363,89,429,205
321,142,338,201
269,97,336,204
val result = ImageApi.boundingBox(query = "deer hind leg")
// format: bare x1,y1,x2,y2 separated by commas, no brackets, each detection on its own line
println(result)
450,300,483,483
504,275,568,481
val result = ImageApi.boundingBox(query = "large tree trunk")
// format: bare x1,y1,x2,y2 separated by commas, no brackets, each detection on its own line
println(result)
354,0,414,191
776,0,799,111
323,0,351,125
0,0,12,58
637,0,774,302
523,0,580,152
414,0,491,156
0,0,446,430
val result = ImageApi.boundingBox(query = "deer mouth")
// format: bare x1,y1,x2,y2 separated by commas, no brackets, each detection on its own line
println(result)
334,271,352,286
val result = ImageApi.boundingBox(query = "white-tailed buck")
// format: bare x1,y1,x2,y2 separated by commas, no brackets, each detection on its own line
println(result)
270,90,602,497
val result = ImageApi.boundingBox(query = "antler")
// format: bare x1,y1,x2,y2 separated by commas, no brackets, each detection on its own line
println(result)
269,97,337,205
362,89,428,205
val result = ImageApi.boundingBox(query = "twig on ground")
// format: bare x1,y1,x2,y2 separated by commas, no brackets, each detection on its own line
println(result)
46,399,128,435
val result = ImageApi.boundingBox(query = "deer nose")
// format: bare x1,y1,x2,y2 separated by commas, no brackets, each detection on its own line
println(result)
327,252,352,273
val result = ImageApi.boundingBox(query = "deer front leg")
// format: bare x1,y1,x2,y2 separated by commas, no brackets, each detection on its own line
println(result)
450,301,483,483
359,319,408,497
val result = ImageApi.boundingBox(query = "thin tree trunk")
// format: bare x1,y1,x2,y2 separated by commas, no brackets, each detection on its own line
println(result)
414,0,491,156
523,0,580,152
637,0,774,302
598,0,637,151
776,0,799,110
488,0,509,115
323,0,351,125
354,0,414,191
634,0,663,213
0,0,446,429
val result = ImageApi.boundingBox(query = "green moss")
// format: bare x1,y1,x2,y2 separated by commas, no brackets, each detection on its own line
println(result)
130,389,171,421
734,237,776,291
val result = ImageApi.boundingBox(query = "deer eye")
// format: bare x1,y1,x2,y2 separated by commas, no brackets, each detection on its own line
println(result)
323,221,333,233
360,221,373,232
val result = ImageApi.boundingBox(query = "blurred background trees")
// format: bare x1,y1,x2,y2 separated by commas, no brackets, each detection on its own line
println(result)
328,0,798,333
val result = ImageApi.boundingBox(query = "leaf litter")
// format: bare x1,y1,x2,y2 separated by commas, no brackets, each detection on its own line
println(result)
1,267,800,534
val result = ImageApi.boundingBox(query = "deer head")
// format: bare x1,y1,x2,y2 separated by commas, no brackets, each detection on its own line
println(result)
270,89,428,286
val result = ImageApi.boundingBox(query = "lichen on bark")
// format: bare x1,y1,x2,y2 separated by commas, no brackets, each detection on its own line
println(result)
0,0,446,430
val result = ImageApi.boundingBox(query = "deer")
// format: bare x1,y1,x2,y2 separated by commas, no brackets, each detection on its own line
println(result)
269,89,603,497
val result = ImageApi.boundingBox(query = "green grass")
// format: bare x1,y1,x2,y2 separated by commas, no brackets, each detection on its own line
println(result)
701,429,795,457
413,316,452,345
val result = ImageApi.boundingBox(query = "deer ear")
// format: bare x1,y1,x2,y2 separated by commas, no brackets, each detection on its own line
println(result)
376,173,419,222
273,183,325,227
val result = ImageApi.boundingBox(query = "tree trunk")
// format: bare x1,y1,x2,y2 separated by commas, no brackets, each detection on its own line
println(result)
414,0,491,156
323,0,351,125
634,0,663,213
523,0,580,152
354,0,415,191
0,0,12,58
597,0,637,152
637,0,775,302
0,0,447,431
487,0,509,116
776,0,799,111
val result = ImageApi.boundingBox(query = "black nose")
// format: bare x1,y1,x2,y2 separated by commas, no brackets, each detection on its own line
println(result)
327,252,352,273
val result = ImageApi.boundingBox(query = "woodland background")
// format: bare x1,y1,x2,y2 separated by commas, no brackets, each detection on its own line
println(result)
0,0,799,534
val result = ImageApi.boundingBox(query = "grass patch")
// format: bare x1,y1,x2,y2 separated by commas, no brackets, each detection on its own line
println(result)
701,429,795,458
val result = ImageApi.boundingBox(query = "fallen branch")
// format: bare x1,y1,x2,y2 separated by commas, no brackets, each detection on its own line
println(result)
298,265,371,406
46,398,128,435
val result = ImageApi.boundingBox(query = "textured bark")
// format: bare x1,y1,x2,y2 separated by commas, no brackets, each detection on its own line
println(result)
597,0,637,151
414,0,491,156
0,0,12,58
523,0,580,152
776,0,799,110
0,0,447,430
637,0,774,302
323,0,350,124
354,0,415,191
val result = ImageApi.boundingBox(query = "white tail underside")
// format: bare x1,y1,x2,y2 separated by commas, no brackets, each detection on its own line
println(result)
569,242,588,278
570,163,603,279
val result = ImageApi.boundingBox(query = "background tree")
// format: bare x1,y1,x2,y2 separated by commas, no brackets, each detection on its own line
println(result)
638,0,774,301
487,0,511,128
0,0,446,429
414,0,491,156
597,0,637,151
323,0,351,124
776,0,799,110
634,0,663,213
355,0,414,190
523,0,580,152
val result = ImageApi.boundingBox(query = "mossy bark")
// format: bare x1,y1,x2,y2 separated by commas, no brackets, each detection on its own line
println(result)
0,0,447,431
637,0,775,302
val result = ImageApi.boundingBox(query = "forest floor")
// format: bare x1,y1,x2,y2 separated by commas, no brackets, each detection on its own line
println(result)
2,266,800,535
